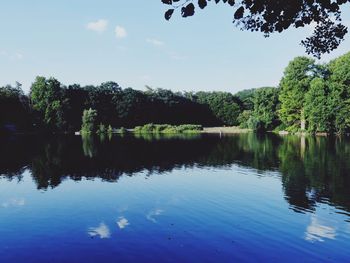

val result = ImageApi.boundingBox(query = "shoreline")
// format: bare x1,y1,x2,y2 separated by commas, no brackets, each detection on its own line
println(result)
3,127,350,137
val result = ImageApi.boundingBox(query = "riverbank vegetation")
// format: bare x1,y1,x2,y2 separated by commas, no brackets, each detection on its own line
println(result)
134,124,202,134
1,52,350,135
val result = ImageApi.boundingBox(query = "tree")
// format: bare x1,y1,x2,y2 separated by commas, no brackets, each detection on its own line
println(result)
81,108,97,134
30,76,66,131
327,52,350,133
194,91,242,126
237,110,252,128
249,87,280,132
0,83,30,132
304,78,331,133
235,88,256,110
161,0,349,58
278,57,317,132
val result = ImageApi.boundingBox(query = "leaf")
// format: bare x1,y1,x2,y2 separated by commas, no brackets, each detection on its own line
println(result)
228,0,235,6
198,0,207,9
161,0,172,5
181,3,195,17
165,9,174,20
234,6,244,19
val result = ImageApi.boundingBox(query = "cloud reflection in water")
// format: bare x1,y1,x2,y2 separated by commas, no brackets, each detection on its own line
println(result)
117,217,129,229
88,223,111,239
305,216,336,242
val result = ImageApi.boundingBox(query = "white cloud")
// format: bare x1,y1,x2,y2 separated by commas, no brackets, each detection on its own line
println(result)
146,38,165,46
116,216,129,229
88,223,111,239
115,26,127,38
87,19,108,33
1,198,25,208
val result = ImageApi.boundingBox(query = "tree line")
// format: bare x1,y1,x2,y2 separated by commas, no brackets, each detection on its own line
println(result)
0,78,243,134
239,51,350,134
1,51,350,134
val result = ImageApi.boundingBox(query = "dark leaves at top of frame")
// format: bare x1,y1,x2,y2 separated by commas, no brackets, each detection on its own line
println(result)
198,0,207,9
181,3,195,17
162,0,173,5
165,9,175,20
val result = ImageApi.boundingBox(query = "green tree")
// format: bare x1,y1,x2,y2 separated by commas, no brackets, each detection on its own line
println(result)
237,110,252,128
194,91,242,126
304,78,331,133
249,87,279,132
81,108,97,134
327,52,350,134
30,76,66,131
278,57,316,132
235,88,256,110
0,83,30,132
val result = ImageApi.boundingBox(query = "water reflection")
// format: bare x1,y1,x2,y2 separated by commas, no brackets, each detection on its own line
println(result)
117,217,130,229
0,133,350,215
146,209,164,223
88,223,111,239
305,216,336,242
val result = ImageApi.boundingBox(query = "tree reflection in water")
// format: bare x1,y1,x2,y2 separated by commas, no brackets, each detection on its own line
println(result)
0,133,349,214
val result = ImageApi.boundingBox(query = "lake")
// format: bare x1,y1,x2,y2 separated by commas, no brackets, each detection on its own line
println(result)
0,133,349,262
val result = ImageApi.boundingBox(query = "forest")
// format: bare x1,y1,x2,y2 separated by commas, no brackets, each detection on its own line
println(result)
1,52,350,135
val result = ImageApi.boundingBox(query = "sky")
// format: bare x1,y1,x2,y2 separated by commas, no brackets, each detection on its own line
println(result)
0,0,350,94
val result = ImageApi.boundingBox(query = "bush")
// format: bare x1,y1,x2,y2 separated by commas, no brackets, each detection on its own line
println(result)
119,127,127,134
81,108,97,134
237,110,252,128
133,124,202,134
96,123,106,134
107,125,113,134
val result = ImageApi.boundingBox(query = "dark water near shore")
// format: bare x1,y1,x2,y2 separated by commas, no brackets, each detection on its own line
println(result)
0,133,350,262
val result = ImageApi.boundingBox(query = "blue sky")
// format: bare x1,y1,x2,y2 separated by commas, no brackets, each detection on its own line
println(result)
1,1,349,94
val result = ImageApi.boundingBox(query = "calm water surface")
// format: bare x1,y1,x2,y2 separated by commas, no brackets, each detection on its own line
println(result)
0,133,350,262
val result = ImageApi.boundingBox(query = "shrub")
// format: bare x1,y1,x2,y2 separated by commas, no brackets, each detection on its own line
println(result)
81,108,97,134
133,124,202,134
96,123,106,134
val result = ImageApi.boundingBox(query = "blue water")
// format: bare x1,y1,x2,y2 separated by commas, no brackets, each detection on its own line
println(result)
0,134,349,262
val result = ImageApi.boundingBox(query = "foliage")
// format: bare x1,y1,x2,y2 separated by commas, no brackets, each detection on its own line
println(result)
0,83,30,132
304,78,331,133
119,127,127,134
237,110,252,128
96,123,106,135
81,108,97,134
249,87,280,132
161,0,349,58
134,124,203,134
278,57,317,132
327,52,350,133
235,89,256,110
107,125,113,134
193,91,242,126
30,76,66,131
4,51,350,135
